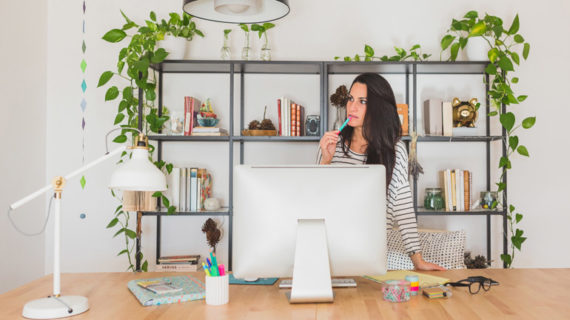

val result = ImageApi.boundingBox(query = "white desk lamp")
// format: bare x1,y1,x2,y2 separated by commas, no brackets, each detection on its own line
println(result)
8,132,166,319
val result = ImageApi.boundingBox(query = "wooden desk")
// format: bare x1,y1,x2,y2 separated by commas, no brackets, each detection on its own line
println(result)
1,269,569,319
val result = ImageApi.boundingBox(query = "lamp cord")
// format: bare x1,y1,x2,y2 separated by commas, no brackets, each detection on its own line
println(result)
7,196,54,236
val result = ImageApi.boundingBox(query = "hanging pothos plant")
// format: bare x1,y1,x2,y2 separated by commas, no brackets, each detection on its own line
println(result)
98,10,204,272
440,11,534,268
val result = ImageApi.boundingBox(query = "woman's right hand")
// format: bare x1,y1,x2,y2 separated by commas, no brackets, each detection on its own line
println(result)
319,131,339,164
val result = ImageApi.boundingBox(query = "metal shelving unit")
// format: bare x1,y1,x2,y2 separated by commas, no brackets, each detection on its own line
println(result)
135,60,508,271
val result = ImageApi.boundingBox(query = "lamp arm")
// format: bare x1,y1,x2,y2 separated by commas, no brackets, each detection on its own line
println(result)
9,146,127,210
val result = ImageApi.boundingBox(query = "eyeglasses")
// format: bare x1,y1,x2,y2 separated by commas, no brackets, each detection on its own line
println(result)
445,276,499,294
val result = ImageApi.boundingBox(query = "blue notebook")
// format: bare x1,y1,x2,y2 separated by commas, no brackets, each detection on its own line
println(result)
128,275,205,306
229,274,278,285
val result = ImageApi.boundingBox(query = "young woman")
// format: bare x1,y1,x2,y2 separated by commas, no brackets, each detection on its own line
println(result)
318,73,445,271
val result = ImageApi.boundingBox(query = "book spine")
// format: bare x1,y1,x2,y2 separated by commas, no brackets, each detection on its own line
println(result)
185,168,191,211
190,98,195,134
190,168,198,212
277,99,282,136
464,170,470,212
184,97,191,136
155,264,198,272
180,168,186,212
171,168,180,210
300,105,305,136
441,170,449,211
291,103,296,136
451,169,457,211
296,104,301,136
458,169,464,211
397,104,409,136
446,169,453,211
442,101,453,137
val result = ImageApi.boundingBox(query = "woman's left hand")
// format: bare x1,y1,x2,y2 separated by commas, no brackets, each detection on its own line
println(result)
410,252,446,271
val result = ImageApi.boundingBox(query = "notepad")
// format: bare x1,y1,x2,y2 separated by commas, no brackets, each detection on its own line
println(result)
364,271,449,288
137,280,183,295
128,275,205,306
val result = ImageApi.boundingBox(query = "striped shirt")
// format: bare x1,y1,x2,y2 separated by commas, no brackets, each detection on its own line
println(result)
317,139,422,255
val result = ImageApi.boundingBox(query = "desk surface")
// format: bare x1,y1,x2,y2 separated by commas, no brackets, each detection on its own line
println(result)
1,269,569,319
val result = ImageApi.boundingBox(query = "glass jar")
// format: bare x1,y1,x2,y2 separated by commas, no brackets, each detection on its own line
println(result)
241,31,251,60
259,32,271,61
424,188,444,210
220,32,231,60
480,191,498,209
381,280,410,302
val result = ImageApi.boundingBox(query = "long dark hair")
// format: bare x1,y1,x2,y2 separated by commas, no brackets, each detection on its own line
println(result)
339,73,402,188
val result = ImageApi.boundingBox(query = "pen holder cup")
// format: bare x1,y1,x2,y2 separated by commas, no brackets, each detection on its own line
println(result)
205,274,229,305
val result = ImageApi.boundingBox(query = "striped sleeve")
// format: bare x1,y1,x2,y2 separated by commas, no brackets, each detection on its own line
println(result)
387,141,422,255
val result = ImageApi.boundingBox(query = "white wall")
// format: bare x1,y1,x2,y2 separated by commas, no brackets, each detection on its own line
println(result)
0,1,47,293
28,0,570,288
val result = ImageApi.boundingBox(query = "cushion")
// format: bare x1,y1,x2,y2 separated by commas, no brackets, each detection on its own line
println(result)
387,229,466,270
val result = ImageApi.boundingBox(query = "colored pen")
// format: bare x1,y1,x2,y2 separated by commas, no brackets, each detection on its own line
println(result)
210,252,218,269
218,264,225,276
206,258,212,268
337,116,352,134
210,265,219,276
202,263,211,277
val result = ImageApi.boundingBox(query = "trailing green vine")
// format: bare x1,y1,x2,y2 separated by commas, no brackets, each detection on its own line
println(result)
99,10,204,272
334,44,431,61
440,10,534,268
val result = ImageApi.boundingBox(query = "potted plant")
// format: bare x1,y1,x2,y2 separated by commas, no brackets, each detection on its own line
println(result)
251,23,275,61
98,10,204,272
440,11,534,268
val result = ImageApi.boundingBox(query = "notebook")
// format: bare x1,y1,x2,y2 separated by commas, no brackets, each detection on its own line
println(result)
364,270,449,288
128,275,205,306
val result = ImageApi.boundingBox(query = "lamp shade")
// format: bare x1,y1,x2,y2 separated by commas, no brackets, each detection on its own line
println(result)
109,148,167,191
183,0,290,24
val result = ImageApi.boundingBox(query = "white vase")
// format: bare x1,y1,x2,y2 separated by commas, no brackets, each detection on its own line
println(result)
465,37,490,61
158,35,187,60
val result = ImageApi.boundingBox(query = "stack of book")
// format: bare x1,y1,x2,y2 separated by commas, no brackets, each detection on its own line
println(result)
440,169,472,212
424,99,454,137
191,126,228,136
169,168,212,212
155,254,200,272
277,98,306,136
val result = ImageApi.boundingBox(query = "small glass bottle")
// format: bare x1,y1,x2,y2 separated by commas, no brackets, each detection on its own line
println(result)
424,188,444,210
260,32,271,61
241,31,251,60
220,31,231,60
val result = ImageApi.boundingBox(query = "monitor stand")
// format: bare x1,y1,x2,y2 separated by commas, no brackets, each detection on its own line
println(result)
287,219,334,303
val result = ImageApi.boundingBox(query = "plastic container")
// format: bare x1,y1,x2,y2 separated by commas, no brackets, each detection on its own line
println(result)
424,188,444,210
405,275,419,296
381,280,410,302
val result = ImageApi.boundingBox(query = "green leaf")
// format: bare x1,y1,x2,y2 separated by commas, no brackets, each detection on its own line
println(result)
102,29,127,43
497,182,506,192
510,52,520,65
488,48,499,63
508,14,520,35
117,249,129,256
485,63,497,75
500,112,515,131
509,135,519,150
251,24,261,31
114,113,125,125
512,77,519,83
450,43,460,61
440,35,455,50
151,48,169,63
353,54,360,61
113,134,127,143
464,10,478,19
239,23,249,32
500,254,512,267
142,260,148,272
98,71,113,87
120,10,134,24
224,29,232,36
509,204,515,213
80,175,86,189
105,86,119,101
166,163,173,174
517,145,529,157
334,56,340,60
518,95,528,103
262,22,275,30
514,34,524,43
410,44,420,51
150,11,156,21
499,156,511,169
113,228,125,238
508,94,519,105
152,191,162,197
522,116,535,129
364,44,374,57
523,43,530,60
469,21,487,37
459,37,468,49
161,196,170,208
168,206,176,214
515,213,523,223
118,100,128,112
498,56,514,71
146,89,156,101
344,57,351,61
195,30,204,37
488,111,498,116
125,229,137,239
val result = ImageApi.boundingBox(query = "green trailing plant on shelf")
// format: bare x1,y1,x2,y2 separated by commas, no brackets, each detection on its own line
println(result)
98,10,204,272
440,11,534,268
334,44,431,62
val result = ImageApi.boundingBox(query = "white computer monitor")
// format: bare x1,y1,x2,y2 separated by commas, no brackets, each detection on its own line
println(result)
233,165,387,303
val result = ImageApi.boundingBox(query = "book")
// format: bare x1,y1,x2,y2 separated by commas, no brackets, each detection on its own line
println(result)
463,170,470,212
171,168,180,210
128,275,205,306
441,170,449,211
397,103,409,135
192,126,228,133
291,103,296,136
423,99,443,135
442,101,453,136
155,263,199,272
277,99,282,136
180,168,187,212
190,168,198,212
450,170,457,211
190,132,228,136
158,254,200,263
137,280,183,295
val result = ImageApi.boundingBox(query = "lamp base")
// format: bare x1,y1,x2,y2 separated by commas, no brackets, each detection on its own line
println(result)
22,296,89,319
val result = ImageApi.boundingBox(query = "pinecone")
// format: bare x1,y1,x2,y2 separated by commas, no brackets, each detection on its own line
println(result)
248,120,261,130
330,85,349,108
464,252,489,269
260,119,276,130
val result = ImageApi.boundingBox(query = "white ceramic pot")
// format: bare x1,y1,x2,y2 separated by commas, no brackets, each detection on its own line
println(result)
465,36,490,61
157,35,187,60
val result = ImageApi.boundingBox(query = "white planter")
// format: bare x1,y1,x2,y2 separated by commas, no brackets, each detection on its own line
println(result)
157,35,188,60
465,36,490,61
